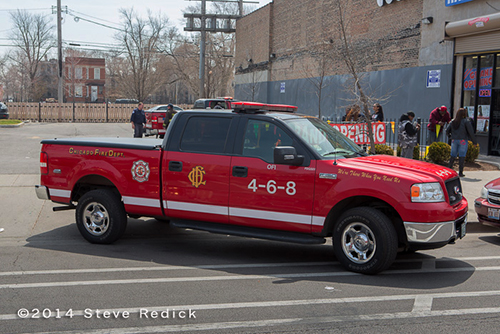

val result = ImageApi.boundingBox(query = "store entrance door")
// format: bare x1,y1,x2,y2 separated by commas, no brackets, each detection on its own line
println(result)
489,88,500,155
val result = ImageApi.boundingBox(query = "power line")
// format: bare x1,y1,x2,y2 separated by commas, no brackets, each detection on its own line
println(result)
66,12,124,32
68,9,121,27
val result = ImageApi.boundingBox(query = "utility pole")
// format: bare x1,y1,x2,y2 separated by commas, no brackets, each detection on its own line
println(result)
57,0,63,104
199,0,206,98
185,0,257,98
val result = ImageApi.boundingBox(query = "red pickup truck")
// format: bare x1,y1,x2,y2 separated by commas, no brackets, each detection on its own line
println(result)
144,104,183,138
35,102,468,274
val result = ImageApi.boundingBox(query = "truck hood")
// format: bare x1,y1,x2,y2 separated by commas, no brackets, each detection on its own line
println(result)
339,155,457,183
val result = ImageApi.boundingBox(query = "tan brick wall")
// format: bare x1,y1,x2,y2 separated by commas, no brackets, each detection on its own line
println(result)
236,0,423,81
235,3,271,70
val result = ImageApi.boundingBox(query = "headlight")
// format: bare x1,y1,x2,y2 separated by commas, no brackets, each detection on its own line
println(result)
411,182,445,202
480,187,488,199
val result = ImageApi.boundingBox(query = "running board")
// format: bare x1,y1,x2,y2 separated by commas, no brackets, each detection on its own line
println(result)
170,220,326,245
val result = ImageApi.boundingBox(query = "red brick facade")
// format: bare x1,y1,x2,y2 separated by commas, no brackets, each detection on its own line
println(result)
64,57,106,103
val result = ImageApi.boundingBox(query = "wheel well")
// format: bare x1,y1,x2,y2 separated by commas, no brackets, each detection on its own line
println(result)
71,175,119,202
321,196,407,247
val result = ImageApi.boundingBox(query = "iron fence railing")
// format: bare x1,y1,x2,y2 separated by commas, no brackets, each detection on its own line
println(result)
338,118,450,160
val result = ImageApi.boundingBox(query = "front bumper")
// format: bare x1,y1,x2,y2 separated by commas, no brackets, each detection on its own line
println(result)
474,197,500,228
404,213,467,244
35,185,50,200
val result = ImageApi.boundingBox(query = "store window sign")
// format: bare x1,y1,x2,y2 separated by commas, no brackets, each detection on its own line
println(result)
480,67,493,88
463,67,492,91
445,0,474,7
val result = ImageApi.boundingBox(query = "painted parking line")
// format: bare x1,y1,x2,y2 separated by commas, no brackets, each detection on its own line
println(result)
1,265,500,290
1,255,500,277
5,291,500,333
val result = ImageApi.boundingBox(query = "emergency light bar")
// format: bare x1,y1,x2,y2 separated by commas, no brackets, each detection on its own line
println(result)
231,101,298,113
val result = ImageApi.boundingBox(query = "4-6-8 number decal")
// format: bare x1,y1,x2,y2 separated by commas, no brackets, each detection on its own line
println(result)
247,179,296,195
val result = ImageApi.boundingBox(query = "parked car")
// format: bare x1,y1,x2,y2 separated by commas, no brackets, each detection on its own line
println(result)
114,99,139,104
474,177,500,228
192,97,236,109
0,102,8,119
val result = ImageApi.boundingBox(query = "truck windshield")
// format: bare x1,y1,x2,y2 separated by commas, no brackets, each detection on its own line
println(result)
285,117,366,159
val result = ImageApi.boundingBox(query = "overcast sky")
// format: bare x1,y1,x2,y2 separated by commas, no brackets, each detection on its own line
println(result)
0,0,271,55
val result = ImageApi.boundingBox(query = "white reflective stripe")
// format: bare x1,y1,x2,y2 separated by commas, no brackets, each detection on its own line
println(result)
230,207,311,225
167,201,229,215
122,196,161,208
312,216,325,226
164,201,326,227
48,188,71,198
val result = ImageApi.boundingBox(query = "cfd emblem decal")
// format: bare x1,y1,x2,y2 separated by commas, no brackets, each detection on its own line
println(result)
131,160,150,183
188,166,206,188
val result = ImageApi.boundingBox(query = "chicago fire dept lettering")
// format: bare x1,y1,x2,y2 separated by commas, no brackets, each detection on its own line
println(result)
131,160,150,183
188,166,206,188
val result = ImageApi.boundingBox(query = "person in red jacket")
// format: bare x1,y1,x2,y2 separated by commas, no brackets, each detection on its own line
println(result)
427,105,451,143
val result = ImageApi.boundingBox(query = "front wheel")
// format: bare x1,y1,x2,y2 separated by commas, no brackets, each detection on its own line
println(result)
333,207,398,274
75,189,127,244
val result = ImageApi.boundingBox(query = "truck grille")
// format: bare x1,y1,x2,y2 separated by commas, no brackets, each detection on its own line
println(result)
445,178,462,206
488,189,500,205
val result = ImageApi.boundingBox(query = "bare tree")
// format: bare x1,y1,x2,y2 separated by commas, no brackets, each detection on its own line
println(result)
334,0,376,154
9,10,54,101
114,8,172,102
300,42,335,118
64,49,88,103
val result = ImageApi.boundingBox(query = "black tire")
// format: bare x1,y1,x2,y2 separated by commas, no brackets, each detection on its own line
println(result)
333,207,398,274
75,189,127,244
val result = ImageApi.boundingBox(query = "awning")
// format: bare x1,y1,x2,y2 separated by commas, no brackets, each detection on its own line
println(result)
445,12,500,38
445,12,500,54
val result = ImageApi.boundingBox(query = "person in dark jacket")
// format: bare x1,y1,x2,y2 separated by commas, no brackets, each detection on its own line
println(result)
398,111,420,159
447,108,477,177
130,102,146,138
372,103,384,122
427,105,451,143
163,104,175,130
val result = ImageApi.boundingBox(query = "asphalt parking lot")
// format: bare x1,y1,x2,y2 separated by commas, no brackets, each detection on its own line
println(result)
1,121,500,334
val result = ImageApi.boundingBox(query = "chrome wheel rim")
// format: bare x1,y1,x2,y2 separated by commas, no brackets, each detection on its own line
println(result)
82,202,109,236
341,222,376,264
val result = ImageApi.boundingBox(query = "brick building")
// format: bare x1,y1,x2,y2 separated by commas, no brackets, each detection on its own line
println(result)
65,57,106,103
235,0,500,155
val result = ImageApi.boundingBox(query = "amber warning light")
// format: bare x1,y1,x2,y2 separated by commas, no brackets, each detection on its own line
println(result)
231,101,297,113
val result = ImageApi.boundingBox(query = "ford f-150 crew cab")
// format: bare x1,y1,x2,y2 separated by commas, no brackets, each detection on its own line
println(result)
35,102,468,274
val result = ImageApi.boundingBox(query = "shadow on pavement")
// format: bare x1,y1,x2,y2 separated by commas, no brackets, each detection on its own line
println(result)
24,218,475,290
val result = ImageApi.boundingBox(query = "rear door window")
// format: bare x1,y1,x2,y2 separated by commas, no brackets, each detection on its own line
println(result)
180,116,232,154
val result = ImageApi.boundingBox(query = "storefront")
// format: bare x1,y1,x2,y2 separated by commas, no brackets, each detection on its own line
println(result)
446,12,500,155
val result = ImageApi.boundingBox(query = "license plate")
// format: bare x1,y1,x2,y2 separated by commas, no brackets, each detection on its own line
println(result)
488,208,500,220
460,221,467,238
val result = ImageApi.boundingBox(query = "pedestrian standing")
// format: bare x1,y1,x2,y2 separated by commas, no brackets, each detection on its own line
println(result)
398,111,420,159
130,102,146,138
163,104,175,131
427,105,451,143
372,103,384,122
447,108,477,177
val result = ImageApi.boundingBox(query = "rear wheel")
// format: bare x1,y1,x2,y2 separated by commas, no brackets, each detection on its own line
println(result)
75,189,127,244
333,207,397,274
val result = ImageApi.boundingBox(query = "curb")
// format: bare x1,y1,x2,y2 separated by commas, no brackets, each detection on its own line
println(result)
0,122,24,128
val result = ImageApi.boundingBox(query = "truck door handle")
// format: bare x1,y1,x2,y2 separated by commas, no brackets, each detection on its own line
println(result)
232,166,248,177
169,161,183,172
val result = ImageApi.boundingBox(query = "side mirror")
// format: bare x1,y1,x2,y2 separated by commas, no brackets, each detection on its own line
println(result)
274,146,304,166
